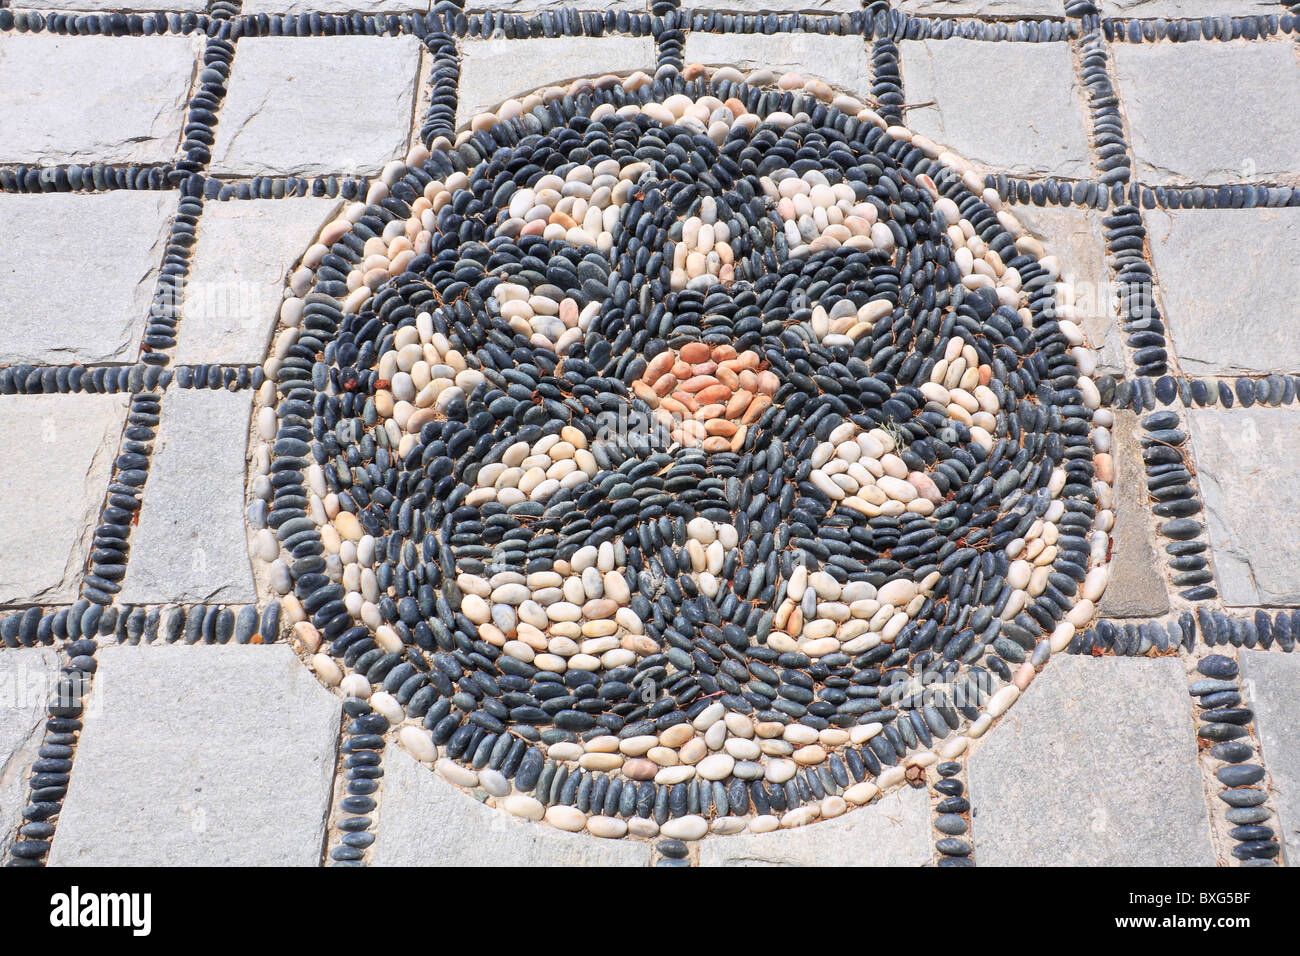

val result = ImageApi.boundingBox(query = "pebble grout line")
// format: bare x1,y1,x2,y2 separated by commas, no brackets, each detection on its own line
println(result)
322,693,386,866
1186,649,1285,866
930,757,973,866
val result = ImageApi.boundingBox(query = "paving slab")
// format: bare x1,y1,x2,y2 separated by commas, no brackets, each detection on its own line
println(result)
0,394,130,608
457,35,656,128
1146,207,1300,376
1113,42,1300,187
22,0,205,7
118,388,257,606
0,649,59,861
1099,0,1272,15
1240,651,1300,866
0,34,199,166
898,0,1066,14
1099,411,1170,618
244,0,427,12
466,0,642,9
372,744,650,866
1186,407,1300,608
1009,204,1123,373
0,192,174,366
969,656,1214,866
684,31,870,98
211,36,422,178
696,786,932,866
693,0,863,11
48,645,340,866
177,198,340,366
900,38,1092,180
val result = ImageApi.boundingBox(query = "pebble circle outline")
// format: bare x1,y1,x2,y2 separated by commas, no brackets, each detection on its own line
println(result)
249,63,1116,841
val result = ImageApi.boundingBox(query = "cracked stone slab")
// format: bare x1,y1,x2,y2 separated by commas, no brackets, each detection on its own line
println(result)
0,394,130,607
1113,42,1300,187
118,388,257,606
23,0,205,7
211,36,422,178
1098,411,1170,618
1187,406,1300,608
464,0,643,9
0,35,200,166
457,35,656,129
1147,207,1300,376
0,649,58,861
684,31,870,99
0,192,175,366
1100,0,1274,15
1240,651,1300,865
969,656,1214,866
48,645,340,866
693,0,863,10
900,38,1092,180
177,198,340,366
372,744,650,866
696,785,931,866
1008,204,1123,374
898,0,1066,14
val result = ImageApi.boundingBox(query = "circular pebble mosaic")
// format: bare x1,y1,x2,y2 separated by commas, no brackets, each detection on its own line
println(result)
251,64,1115,840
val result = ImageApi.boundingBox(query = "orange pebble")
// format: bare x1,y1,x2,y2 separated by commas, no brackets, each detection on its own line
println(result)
644,351,675,381
741,394,772,424
679,342,711,363
652,373,678,397
725,389,754,419
695,383,733,405
701,436,732,453
706,419,738,437
711,344,738,362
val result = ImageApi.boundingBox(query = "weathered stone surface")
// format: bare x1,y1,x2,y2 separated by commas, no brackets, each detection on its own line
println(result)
0,649,58,860
24,0,203,7
969,656,1214,866
684,31,870,98
0,394,130,606
0,192,174,366
49,645,340,866
1147,207,1300,376
1187,407,1300,607
1099,411,1170,618
693,0,860,8
1240,651,1300,865
372,744,650,866
1114,42,1300,186
457,36,655,129
1009,205,1122,374
696,785,931,866
118,388,257,606
900,39,1091,179
0,35,199,166
177,198,340,365
899,0,1065,13
1101,0,1272,15
211,36,422,177
243,0,425,13
462,0,643,8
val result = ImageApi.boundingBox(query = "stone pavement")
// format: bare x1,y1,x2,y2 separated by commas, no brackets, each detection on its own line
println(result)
1,0,1298,868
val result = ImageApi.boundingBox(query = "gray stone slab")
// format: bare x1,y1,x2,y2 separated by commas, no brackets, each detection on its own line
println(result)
1147,207,1300,376
177,198,340,365
49,645,340,866
684,31,870,99
898,0,1066,14
1240,651,1300,865
118,388,256,606
969,656,1215,866
0,192,174,366
693,0,862,10
0,394,130,607
696,786,932,866
0,649,58,860
1100,0,1271,15
900,38,1092,179
1113,42,1300,187
1099,411,1170,618
466,0,641,9
372,744,650,866
211,36,422,178
1187,407,1300,608
457,36,656,129
0,35,199,166
23,0,205,8
1008,204,1123,374
244,0,427,13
